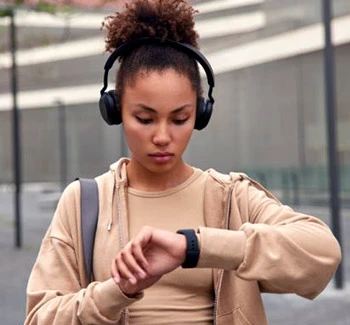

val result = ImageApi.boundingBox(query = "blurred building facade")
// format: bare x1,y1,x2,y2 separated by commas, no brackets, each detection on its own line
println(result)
0,0,350,205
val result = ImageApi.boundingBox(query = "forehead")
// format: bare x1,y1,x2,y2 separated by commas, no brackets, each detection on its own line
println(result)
124,68,194,93
122,69,196,112
126,68,189,86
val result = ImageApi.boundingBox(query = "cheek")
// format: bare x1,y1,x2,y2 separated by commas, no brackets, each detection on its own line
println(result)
123,124,146,147
176,126,194,145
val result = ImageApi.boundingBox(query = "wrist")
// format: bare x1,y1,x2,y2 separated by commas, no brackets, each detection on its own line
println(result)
176,229,200,268
112,277,141,298
177,233,187,264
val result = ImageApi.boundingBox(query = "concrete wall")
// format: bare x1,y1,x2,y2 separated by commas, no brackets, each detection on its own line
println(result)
185,48,327,173
1,1,350,184
2,44,349,183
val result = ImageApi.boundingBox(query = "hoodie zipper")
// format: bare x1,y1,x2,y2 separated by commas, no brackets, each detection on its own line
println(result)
213,186,234,324
117,184,125,250
117,184,128,325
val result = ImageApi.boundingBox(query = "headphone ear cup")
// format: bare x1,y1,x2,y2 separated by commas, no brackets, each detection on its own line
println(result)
99,90,122,125
195,97,213,130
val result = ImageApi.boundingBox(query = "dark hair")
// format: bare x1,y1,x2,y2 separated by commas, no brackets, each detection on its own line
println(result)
102,0,202,99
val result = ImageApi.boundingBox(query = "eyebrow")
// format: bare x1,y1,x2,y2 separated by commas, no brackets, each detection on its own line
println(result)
136,104,192,114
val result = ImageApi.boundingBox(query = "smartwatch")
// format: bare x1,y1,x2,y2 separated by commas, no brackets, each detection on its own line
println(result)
176,229,200,268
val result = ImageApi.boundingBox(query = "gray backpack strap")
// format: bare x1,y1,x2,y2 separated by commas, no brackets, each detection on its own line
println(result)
78,178,99,283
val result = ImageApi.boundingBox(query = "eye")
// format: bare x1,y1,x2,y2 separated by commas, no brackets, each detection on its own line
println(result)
136,117,153,125
173,118,189,125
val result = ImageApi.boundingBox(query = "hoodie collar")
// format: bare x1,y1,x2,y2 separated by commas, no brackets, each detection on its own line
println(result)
110,157,130,188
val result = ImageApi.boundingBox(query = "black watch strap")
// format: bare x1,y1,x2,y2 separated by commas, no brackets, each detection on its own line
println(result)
176,229,200,268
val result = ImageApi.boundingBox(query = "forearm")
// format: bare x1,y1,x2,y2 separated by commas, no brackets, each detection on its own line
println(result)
196,227,246,270
225,180,343,298
196,217,340,299
236,217,341,298
25,278,143,325
25,232,143,325
197,179,341,299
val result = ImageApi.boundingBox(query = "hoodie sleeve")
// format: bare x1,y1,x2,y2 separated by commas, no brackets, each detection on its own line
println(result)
235,177,341,299
25,182,143,325
197,175,341,300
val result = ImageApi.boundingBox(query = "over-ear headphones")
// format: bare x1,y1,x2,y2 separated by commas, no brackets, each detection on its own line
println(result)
99,37,215,130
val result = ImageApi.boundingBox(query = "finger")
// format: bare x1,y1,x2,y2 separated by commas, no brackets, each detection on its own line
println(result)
131,241,149,272
118,277,139,297
115,250,144,284
134,226,153,249
111,259,120,284
132,226,155,266
120,248,147,280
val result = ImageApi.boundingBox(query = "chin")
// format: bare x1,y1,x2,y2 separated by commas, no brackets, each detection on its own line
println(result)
147,163,174,174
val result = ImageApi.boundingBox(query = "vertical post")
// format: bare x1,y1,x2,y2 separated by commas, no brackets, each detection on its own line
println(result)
322,0,343,289
296,57,307,168
9,8,22,249
56,100,68,192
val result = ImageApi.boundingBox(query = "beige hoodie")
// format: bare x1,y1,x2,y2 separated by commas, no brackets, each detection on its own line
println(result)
25,158,341,325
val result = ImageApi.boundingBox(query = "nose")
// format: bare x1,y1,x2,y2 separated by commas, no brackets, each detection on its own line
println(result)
152,122,171,147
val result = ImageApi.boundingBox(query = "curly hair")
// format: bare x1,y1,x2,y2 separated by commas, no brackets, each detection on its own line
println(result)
101,0,202,100
102,0,199,51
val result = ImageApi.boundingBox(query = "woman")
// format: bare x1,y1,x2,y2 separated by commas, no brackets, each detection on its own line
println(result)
25,1,341,324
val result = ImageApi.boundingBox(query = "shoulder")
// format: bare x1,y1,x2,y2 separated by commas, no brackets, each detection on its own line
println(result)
205,168,249,187
50,168,114,234
57,167,114,212
205,168,280,202
202,168,247,208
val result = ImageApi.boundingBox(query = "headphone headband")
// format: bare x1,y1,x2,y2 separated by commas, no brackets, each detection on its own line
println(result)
99,37,215,130
100,37,215,103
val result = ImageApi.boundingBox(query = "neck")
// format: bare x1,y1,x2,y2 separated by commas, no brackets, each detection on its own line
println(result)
126,160,193,192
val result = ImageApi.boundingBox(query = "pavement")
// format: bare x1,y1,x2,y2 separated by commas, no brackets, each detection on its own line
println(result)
0,187,349,325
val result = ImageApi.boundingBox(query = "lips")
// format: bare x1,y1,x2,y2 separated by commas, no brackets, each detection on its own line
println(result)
149,152,174,157
149,152,174,163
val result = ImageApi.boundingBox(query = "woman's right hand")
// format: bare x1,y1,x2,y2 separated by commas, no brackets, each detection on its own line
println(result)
110,226,186,296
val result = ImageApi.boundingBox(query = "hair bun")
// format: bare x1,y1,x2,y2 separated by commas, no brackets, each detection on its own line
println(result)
102,0,199,52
